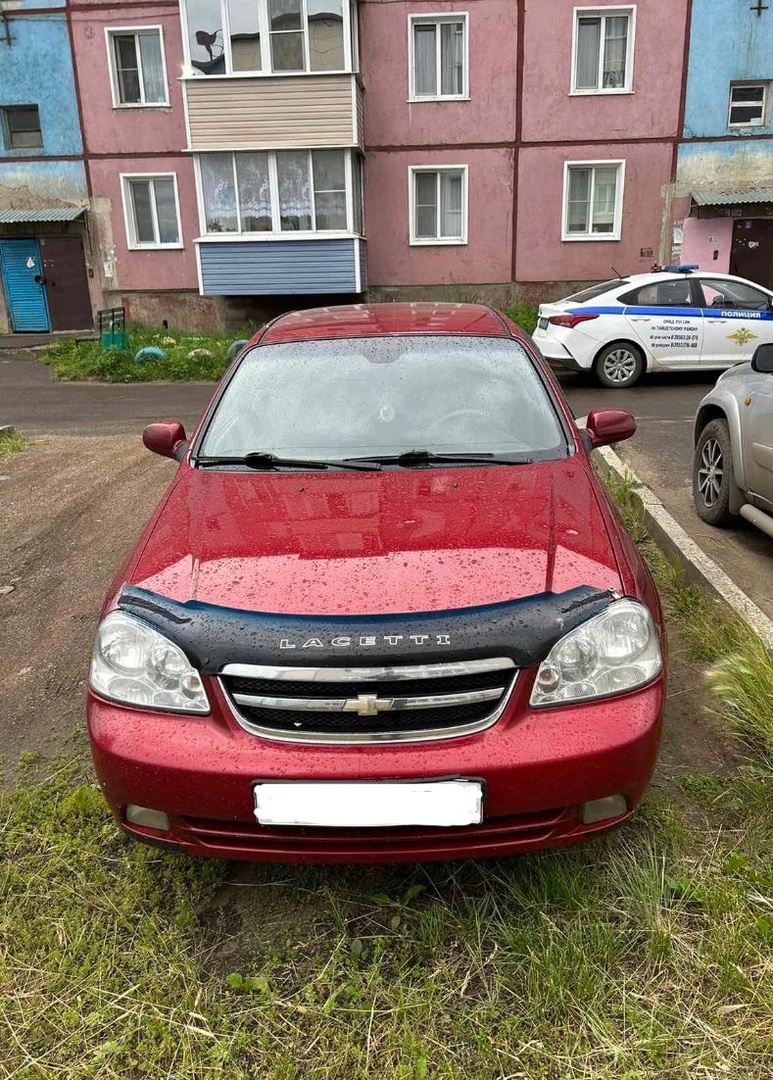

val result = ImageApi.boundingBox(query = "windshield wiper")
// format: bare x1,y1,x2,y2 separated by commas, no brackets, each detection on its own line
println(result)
196,452,382,471
345,449,534,468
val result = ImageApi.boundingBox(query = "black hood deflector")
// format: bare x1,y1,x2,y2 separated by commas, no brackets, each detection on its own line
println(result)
117,584,616,673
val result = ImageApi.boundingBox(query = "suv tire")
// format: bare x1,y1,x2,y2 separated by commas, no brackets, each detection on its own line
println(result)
693,418,736,527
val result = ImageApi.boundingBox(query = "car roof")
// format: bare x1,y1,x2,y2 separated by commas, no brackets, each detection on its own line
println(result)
256,303,513,345
609,270,768,291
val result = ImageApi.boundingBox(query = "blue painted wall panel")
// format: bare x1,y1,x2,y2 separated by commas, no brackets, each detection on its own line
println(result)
0,159,87,203
0,16,83,158
199,239,361,295
683,2,773,138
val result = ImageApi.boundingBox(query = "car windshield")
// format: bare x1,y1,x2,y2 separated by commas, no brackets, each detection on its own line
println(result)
564,279,629,303
198,335,569,463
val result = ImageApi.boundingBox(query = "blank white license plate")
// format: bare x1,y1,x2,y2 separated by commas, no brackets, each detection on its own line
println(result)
253,781,483,828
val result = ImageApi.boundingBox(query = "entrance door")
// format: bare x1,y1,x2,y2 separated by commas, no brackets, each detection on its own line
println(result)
731,219,773,290
0,239,50,332
40,237,93,331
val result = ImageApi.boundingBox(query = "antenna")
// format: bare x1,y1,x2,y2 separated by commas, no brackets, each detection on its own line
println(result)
611,265,622,279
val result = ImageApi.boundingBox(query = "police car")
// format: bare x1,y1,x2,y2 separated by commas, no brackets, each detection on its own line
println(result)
533,267,773,388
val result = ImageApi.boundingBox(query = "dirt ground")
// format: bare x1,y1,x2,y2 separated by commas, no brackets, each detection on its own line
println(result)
0,436,175,762
0,435,740,786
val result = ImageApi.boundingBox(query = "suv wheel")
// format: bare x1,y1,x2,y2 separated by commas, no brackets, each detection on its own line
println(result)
693,418,736,526
594,343,644,389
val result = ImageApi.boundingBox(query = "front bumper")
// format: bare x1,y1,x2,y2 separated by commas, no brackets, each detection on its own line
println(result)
88,675,664,864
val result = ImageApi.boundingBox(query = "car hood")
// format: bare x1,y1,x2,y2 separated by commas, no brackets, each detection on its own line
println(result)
128,460,622,615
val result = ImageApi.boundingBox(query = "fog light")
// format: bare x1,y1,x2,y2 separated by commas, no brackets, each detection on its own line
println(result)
581,794,628,825
126,804,170,831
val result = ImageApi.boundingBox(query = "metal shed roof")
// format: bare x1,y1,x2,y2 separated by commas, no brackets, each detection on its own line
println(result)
0,207,86,223
691,189,773,207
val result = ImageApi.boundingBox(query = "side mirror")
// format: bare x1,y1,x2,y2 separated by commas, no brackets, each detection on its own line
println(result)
142,420,187,460
584,408,636,450
751,343,773,374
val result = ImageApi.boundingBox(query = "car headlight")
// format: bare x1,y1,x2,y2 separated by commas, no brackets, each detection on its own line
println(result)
530,598,662,707
90,611,209,713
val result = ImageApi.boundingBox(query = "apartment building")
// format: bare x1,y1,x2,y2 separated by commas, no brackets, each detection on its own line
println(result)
3,1,771,332
69,0,364,329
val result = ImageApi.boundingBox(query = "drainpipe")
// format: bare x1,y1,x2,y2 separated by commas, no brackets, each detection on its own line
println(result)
0,4,12,47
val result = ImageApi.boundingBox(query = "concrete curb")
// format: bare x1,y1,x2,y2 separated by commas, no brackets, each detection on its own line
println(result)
594,443,773,651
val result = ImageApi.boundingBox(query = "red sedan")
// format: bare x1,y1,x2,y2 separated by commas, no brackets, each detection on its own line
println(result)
87,303,664,863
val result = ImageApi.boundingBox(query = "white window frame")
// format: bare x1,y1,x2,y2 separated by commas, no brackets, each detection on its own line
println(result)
408,165,468,246
561,159,625,242
106,26,170,108
194,149,363,239
121,173,184,249
728,82,769,128
407,13,469,102
179,0,353,79
570,6,635,95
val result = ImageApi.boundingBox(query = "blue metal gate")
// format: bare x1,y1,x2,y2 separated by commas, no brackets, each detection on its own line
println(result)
0,239,51,332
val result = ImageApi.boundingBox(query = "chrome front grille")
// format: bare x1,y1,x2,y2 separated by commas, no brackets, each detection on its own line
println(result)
219,658,518,743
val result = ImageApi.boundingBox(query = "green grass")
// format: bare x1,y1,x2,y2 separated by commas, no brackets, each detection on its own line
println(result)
2,750,772,1079
502,301,539,336
41,326,256,383
2,445,773,1078
0,428,29,461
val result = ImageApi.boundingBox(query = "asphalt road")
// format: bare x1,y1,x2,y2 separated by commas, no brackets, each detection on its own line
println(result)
0,351,212,436
557,368,773,621
2,350,770,619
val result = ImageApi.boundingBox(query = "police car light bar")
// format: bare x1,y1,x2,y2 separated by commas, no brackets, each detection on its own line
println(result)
663,264,699,273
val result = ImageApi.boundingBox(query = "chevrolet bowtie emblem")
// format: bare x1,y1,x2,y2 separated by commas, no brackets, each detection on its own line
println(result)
343,694,394,716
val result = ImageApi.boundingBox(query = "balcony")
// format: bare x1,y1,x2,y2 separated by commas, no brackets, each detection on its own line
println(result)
184,73,363,152
197,236,366,296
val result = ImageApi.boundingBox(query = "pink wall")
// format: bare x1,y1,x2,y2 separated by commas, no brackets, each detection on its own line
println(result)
360,0,517,147
516,142,672,282
71,5,187,156
365,148,513,286
681,217,733,273
521,0,688,143
89,156,199,291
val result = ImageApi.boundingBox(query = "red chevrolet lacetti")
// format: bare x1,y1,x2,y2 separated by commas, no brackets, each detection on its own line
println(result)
87,303,665,863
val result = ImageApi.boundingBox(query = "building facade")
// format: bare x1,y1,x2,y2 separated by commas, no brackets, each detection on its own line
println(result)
671,0,773,289
3,1,769,332
0,0,93,333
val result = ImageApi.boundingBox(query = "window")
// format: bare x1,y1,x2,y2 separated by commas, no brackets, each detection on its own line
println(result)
409,14,468,100
572,7,634,93
198,149,361,234
620,280,693,307
107,29,168,106
728,83,768,128
698,277,772,311
563,161,624,241
199,337,568,463
410,167,467,244
1,106,42,150
122,175,182,248
184,0,348,76
566,278,630,302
